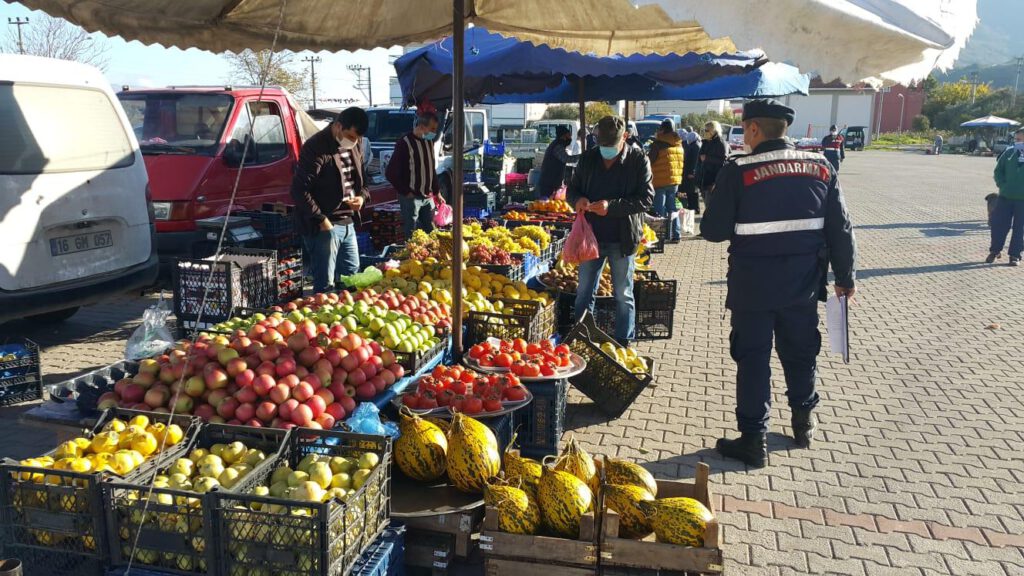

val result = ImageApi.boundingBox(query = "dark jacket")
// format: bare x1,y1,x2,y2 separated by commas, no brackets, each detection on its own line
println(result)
385,132,439,199
699,134,728,187
567,144,655,256
290,125,369,237
682,138,701,179
538,139,579,197
701,139,856,311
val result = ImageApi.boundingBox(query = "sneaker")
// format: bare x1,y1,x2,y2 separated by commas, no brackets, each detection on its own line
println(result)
985,251,1002,264
1010,257,1021,267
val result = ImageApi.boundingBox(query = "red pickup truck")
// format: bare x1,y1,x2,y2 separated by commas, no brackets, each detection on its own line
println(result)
116,86,397,269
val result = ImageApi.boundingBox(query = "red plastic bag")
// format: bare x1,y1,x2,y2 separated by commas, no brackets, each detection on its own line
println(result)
563,211,600,264
432,195,453,227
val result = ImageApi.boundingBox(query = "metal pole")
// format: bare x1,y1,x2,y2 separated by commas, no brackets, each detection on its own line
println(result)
876,90,885,136
368,67,373,107
451,0,465,355
1013,57,1022,109
577,77,586,150
303,56,321,109
897,93,905,149
970,71,979,104
8,17,29,54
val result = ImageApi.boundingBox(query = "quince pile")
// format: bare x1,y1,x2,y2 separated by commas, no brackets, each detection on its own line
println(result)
381,262,551,315
599,341,650,374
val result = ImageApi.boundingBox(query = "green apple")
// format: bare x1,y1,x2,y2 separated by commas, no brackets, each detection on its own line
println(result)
287,310,304,323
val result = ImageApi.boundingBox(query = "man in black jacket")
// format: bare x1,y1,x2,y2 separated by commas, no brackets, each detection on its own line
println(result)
568,116,655,345
291,107,370,293
701,99,857,468
537,125,579,198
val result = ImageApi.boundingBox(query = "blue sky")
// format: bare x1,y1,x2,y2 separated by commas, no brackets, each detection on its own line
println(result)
3,2,402,106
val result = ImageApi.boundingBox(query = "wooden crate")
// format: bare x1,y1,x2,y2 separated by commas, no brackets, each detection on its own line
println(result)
479,506,605,573
600,462,724,575
400,505,484,559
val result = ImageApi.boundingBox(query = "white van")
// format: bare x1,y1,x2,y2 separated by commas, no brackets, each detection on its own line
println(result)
0,55,158,323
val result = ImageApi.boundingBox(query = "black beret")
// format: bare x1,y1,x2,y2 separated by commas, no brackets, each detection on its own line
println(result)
742,98,795,125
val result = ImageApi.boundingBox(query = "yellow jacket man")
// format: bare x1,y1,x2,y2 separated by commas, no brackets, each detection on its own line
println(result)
648,119,684,240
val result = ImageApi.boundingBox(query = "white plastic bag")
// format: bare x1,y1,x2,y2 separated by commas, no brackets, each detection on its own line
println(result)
125,297,175,360
681,209,696,235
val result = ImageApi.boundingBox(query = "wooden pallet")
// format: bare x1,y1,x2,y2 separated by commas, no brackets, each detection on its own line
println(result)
600,463,724,574
479,506,606,573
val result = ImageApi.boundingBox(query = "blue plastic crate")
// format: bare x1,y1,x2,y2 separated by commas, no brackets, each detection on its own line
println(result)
464,206,490,219
484,141,506,157
351,526,406,576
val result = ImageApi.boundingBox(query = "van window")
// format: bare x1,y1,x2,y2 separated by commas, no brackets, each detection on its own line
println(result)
467,111,485,144
366,109,415,142
230,101,288,165
118,92,232,156
0,83,134,174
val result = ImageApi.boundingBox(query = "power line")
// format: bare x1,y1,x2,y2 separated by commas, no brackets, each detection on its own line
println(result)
7,17,29,54
348,64,372,106
302,55,321,109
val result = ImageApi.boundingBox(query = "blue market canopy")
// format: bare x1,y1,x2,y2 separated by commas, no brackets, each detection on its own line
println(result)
395,27,809,106
959,115,1021,128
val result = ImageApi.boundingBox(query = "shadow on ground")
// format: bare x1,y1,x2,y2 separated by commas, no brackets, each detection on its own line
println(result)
641,433,799,481
858,261,990,280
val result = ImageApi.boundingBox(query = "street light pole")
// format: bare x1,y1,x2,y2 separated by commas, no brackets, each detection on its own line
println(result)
7,17,29,54
1013,57,1022,109
897,93,906,149
302,56,321,109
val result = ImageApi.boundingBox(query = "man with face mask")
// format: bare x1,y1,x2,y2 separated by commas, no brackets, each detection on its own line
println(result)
987,128,1024,266
386,112,440,238
537,125,580,198
568,116,655,345
701,99,858,468
291,106,370,293
821,124,845,172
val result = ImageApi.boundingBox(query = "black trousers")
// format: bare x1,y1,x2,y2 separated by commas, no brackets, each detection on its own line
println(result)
730,302,821,434
681,179,700,213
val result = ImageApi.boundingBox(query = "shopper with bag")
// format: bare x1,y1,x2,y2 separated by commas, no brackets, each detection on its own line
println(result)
567,116,655,345
386,109,440,238
648,119,684,241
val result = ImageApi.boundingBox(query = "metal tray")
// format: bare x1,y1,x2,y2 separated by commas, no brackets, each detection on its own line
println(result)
390,387,533,418
463,352,587,381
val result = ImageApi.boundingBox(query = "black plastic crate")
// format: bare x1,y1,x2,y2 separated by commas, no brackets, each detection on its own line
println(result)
562,311,656,419
464,190,496,211
475,258,525,283
39,360,139,416
172,248,278,324
391,335,449,375
214,428,392,576
556,271,676,341
2,544,105,576
0,339,42,407
464,299,556,346
0,409,197,564
103,423,291,575
512,378,567,459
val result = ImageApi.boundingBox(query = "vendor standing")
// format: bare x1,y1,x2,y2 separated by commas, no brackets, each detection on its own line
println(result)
568,116,654,345
386,112,440,238
291,107,370,293
701,99,857,468
537,125,580,198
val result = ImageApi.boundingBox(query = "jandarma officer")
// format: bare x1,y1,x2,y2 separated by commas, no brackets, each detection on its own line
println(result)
700,99,858,468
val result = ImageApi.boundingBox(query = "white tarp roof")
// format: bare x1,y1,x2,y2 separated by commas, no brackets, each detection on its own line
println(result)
10,0,976,85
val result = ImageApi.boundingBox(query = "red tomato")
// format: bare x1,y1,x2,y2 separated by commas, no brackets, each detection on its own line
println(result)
504,386,527,401
541,340,555,352
522,363,541,378
512,338,528,354
450,394,465,412
438,389,456,407
459,370,476,384
494,353,514,369
554,344,570,355
462,396,483,414
418,394,438,409
540,363,556,377
448,366,463,381
468,344,485,360
479,354,495,367
557,355,571,368
401,394,420,409
526,342,542,355
431,365,447,379
483,397,503,412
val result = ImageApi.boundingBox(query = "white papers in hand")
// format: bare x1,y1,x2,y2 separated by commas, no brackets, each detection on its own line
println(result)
825,294,849,363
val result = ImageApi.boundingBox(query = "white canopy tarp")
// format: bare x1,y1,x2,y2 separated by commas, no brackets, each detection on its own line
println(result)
9,0,975,85
960,115,1021,128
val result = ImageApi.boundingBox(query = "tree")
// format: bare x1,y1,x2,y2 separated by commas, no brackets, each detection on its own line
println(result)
225,50,309,97
911,114,930,131
584,102,616,126
1,14,109,70
922,79,992,124
542,102,619,126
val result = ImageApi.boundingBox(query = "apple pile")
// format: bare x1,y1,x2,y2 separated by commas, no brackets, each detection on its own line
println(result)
98,318,406,430
399,364,527,414
279,289,453,332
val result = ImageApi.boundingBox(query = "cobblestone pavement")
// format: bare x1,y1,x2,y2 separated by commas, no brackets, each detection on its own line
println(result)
2,151,1022,574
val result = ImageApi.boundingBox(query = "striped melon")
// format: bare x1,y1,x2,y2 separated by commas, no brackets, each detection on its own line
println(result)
537,466,592,538
503,445,542,492
395,409,448,482
553,435,596,488
638,497,713,547
602,456,657,498
603,483,655,538
446,413,500,493
483,481,541,535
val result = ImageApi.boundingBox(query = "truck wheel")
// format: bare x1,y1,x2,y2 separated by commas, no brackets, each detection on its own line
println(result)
28,307,80,323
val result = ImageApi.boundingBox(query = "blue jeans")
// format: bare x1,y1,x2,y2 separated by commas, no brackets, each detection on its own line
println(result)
654,185,681,240
990,196,1024,259
399,195,435,238
575,244,636,344
304,223,359,293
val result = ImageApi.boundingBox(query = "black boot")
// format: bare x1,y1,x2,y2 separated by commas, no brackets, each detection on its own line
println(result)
715,433,767,468
792,409,817,448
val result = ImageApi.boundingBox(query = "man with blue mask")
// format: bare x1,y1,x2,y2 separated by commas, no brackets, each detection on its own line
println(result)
386,112,440,238
988,128,1024,266
568,115,655,345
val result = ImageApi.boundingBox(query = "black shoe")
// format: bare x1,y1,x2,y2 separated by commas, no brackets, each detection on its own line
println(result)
986,251,1001,264
792,409,818,448
715,433,767,468
1010,257,1021,267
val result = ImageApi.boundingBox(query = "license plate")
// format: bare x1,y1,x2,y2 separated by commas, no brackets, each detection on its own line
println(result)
50,230,113,256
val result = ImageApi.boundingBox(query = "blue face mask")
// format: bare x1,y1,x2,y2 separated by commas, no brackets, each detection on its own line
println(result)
1014,142,1024,152
423,131,437,142
599,145,619,160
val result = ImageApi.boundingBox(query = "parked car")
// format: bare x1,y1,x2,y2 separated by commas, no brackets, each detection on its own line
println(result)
843,126,867,150
727,125,745,151
117,87,398,271
795,137,822,152
633,120,661,146
0,55,159,323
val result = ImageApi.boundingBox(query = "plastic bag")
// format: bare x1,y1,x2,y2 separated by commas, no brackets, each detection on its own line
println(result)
338,266,383,289
552,185,567,201
433,195,453,227
563,211,600,264
125,297,174,360
682,209,696,235
345,402,400,438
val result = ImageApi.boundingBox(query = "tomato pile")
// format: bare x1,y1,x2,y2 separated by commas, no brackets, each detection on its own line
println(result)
400,365,528,414
467,338,574,378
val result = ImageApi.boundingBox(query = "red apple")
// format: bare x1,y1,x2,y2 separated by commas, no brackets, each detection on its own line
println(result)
114,377,132,397
248,324,267,340
314,368,332,388
292,382,314,402
325,402,345,421
297,346,321,368
121,383,145,404
275,357,296,378
355,382,376,400
325,348,344,368
253,374,276,397
315,413,335,429
217,397,239,420
298,319,317,339
158,365,176,384
173,395,194,414
304,374,323,391
306,395,327,419
226,419,242,426
246,419,263,427
256,361,276,377
235,369,256,388
328,381,347,401
204,367,229,390
279,374,300,389
280,422,297,430
261,328,284,346
207,389,229,409
216,347,240,367
209,415,226,424
340,334,363,352
287,332,309,352
339,395,356,414
144,385,170,409
340,353,359,373
379,349,396,368
368,340,382,356
256,401,278,422
278,398,299,421
347,369,367,388
353,346,370,365
295,365,309,379
359,362,378,381
380,369,396,387
132,372,156,389
257,344,280,363
97,392,119,411
290,403,314,427
278,319,296,338
235,386,258,405
268,384,291,405
235,402,257,422
225,357,248,378
312,358,333,378
131,402,151,411
314,388,334,406
368,375,386,393
389,364,405,379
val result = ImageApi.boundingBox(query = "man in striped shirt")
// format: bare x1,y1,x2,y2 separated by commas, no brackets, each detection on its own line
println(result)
386,113,440,238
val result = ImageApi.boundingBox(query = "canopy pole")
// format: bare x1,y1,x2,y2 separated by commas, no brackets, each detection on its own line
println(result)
451,0,466,355
578,78,586,150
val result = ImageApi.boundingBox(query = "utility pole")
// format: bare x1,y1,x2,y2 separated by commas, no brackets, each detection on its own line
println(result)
7,17,29,54
1013,57,1022,109
969,71,980,104
348,64,372,106
876,87,889,136
302,56,322,109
